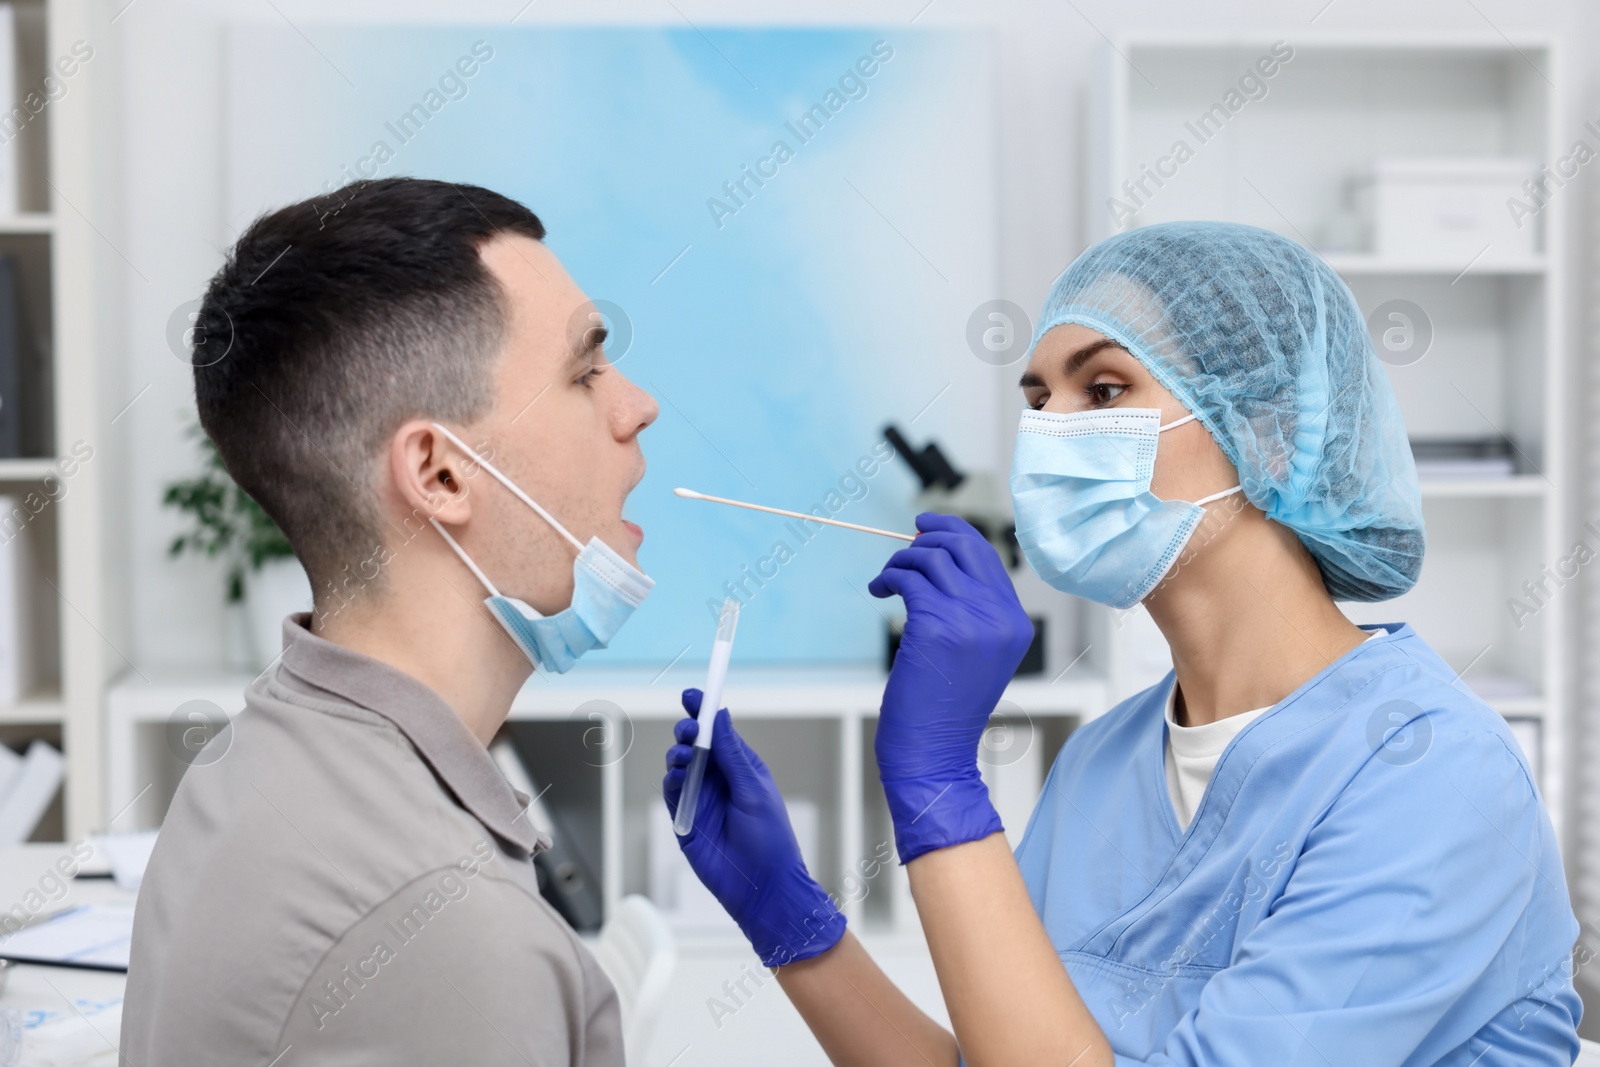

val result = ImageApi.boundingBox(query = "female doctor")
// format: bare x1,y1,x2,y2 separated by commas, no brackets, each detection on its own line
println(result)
663,221,1581,1065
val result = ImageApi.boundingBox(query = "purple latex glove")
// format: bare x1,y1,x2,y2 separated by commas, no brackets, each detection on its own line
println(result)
868,513,1034,863
664,688,846,967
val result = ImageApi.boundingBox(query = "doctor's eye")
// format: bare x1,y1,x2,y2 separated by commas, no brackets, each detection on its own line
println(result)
1085,381,1127,407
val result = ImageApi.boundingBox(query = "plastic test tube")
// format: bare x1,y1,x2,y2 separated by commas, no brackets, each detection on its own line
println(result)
673,597,741,836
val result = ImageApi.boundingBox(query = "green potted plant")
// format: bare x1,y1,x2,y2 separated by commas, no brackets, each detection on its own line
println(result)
163,425,308,668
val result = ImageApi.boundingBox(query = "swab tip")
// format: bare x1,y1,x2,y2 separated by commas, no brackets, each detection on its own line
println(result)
673,487,701,499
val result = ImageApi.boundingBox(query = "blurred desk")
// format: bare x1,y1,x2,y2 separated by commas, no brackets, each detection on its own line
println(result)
0,844,131,1067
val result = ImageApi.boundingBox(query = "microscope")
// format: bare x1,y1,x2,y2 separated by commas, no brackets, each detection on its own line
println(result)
881,423,1043,674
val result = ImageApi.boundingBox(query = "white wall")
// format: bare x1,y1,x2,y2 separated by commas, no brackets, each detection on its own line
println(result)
111,0,1599,667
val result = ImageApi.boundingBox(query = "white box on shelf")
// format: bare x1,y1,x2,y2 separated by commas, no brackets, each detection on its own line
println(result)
1358,157,1539,261
647,802,729,930
980,720,1044,852
1504,717,1541,784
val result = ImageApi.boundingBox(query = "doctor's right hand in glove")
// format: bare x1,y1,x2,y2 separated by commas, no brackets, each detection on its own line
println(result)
663,688,847,968
869,513,1035,863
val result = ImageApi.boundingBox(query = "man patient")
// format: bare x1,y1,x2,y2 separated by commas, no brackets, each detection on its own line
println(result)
120,178,654,1065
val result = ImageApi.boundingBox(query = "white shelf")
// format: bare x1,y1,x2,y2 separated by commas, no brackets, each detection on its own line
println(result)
1104,32,1553,51
1486,696,1544,717
653,923,929,954
106,667,1110,724
637,925,933,955
1418,475,1547,498
0,690,63,725
106,671,260,723
0,458,60,482
0,214,53,235
513,665,1108,720
1322,253,1546,276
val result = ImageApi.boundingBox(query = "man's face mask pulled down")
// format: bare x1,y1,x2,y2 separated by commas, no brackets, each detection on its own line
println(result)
427,423,653,673
1010,407,1241,610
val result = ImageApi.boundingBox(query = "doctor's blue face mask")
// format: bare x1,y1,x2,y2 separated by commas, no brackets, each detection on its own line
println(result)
426,422,654,673
1010,407,1242,610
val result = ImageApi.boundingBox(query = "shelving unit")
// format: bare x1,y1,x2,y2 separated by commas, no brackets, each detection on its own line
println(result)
1090,35,1569,839
0,0,107,841
106,665,1107,941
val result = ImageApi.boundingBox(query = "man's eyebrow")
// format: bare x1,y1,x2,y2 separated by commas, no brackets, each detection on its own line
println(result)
1017,338,1127,388
570,317,608,364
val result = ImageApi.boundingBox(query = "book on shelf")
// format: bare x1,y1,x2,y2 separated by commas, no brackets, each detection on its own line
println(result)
1409,437,1516,479
0,737,60,846
0,253,47,460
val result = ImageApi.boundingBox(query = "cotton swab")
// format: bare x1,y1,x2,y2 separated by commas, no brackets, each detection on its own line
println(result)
673,487,914,541
674,597,741,836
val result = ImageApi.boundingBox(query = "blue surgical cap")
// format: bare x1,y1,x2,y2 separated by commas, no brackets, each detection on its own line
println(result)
1025,220,1424,602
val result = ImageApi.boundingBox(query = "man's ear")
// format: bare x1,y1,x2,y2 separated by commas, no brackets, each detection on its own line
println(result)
388,420,479,528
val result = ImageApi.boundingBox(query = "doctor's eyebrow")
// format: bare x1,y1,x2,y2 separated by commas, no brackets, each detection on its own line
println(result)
1017,337,1128,388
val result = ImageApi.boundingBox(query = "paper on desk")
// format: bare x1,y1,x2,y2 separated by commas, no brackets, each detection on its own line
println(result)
20,996,121,1067
0,905,133,971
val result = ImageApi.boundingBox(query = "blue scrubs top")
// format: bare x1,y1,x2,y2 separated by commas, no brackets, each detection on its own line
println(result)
1014,624,1581,1065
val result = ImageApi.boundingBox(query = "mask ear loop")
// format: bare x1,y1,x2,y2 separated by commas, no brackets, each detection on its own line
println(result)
1157,411,1242,507
1194,485,1244,507
429,422,587,554
429,517,501,597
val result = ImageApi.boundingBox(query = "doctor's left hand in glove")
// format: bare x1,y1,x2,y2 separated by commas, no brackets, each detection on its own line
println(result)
663,688,847,968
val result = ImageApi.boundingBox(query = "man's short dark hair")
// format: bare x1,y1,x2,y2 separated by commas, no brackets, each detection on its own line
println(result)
192,177,545,595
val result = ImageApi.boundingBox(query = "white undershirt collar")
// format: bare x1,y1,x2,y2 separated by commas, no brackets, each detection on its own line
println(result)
1163,626,1388,829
